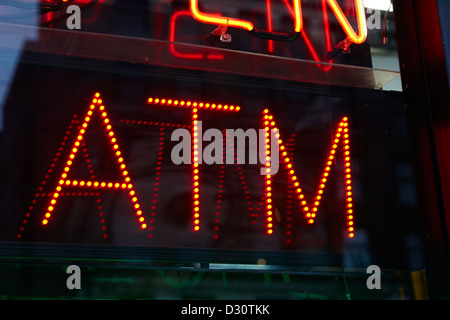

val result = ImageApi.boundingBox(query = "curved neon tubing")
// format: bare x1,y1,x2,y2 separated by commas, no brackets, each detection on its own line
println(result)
190,0,365,44
189,0,254,31
190,0,303,35
326,0,367,44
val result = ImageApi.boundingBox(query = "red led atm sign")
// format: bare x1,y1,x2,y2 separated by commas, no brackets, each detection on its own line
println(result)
17,93,355,241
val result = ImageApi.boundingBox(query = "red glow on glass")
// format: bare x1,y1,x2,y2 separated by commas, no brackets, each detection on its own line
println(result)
169,11,225,60
17,116,81,238
190,0,365,46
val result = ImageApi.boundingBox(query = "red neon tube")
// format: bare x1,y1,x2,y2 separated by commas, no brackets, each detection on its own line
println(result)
190,0,366,44
326,0,367,44
189,0,303,41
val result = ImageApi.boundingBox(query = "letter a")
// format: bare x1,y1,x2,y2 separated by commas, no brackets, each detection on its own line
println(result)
66,265,81,290
366,265,381,289
203,128,223,165
171,128,192,164
66,5,81,30
366,8,381,30
41,92,148,231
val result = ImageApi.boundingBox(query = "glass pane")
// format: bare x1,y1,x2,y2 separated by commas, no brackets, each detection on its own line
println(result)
0,0,425,300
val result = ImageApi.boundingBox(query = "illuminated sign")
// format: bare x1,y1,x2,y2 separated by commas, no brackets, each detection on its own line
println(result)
41,93,147,231
170,10,225,60
189,0,367,45
262,109,354,237
17,92,355,241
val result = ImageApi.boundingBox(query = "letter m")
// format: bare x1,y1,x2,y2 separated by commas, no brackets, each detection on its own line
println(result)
225,128,258,165
262,109,355,238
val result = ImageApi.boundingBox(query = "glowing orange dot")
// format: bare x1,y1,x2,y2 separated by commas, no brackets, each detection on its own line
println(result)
42,219,48,225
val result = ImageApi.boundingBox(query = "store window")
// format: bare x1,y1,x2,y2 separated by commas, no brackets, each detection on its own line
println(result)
0,0,430,300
